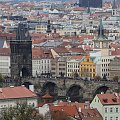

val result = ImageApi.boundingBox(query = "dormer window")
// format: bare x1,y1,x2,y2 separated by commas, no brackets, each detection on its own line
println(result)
112,98,117,102
103,98,108,103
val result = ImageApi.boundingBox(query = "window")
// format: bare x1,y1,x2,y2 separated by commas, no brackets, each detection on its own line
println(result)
116,117,118,120
116,108,118,113
110,108,113,113
110,117,113,120
105,108,107,113
105,117,107,120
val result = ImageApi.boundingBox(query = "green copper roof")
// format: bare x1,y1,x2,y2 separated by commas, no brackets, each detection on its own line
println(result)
96,19,108,41
87,0,91,14
112,0,117,9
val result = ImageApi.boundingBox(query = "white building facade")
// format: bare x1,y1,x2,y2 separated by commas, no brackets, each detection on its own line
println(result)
32,58,51,77
0,86,38,109
66,56,84,77
0,54,10,77
90,93,120,120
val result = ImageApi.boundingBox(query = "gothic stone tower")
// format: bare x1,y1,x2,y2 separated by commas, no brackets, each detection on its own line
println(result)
93,19,111,56
10,23,32,78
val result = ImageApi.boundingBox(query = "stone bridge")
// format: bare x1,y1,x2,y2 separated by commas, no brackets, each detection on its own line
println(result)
21,78,120,102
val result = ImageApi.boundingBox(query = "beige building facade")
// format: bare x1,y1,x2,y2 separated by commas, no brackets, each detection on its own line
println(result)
51,57,66,77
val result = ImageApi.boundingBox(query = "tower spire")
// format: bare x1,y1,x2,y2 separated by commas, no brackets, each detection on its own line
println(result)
97,19,107,40
112,0,117,9
87,0,90,14
112,0,117,16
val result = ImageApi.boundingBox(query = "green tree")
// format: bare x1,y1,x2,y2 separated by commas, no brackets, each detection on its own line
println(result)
0,103,43,120
0,73,3,87
112,76,119,82
72,72,79,78
94,75,101,80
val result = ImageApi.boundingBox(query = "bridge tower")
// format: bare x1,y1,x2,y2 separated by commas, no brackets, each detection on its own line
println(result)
10,23,32,78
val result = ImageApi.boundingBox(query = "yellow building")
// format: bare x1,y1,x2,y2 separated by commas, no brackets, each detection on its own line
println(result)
35,23,47,33
80,56,96,79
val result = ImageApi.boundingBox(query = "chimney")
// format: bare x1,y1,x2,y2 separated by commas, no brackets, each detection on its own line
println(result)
0,88,2,93
29,85,34,92
84,101,90,109
101,92,104,94
114,92,119,99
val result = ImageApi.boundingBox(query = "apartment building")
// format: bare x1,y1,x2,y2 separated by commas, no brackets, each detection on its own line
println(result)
90,93,120,120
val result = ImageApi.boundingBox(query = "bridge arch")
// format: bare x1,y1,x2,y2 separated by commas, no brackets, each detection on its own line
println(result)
93,86,109,97
41,82,58,97
66,84,84,102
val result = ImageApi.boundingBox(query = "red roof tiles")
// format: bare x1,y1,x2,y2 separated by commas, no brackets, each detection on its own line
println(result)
97,93,120,105
0,86,37,99
0,48,10,56
42,92,53,99
50,105,79,118
79,109,103,120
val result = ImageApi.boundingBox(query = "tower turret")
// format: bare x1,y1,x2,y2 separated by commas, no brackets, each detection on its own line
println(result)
112,0,117,16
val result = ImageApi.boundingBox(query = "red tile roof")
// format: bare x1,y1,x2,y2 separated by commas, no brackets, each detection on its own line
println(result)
50,105,79,118
0,86,37,100
0,48,10,56
42,92,53,99
32,48,52,59
73,7,87,11
79,109,103,120
57,101,86,109
111,49,120,56
69,56,83,61
69,47,85,54
53,47,69,54
79,35,95,40
97,93,120,105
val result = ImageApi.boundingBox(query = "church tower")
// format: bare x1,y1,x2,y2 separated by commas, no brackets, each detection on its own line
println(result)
87,0,91,14
112,0,117,16
10,23,32,78
93,19,111,56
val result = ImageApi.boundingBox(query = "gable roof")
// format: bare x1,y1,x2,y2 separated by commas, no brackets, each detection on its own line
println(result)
79,109,103,120
50,105,79,118
97,93,120,105
0,86,37,100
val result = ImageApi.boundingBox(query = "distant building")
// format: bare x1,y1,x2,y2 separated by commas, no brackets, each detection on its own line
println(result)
79,109,103,120
90,93,120,120
0,48,10,76
0,86,37,109
79,0,102,8
109,57,120,80
66,56,84,78
32,48,51,77
80,56,96,79
35,22,47,33
51,57,66,77
90,19,115,79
